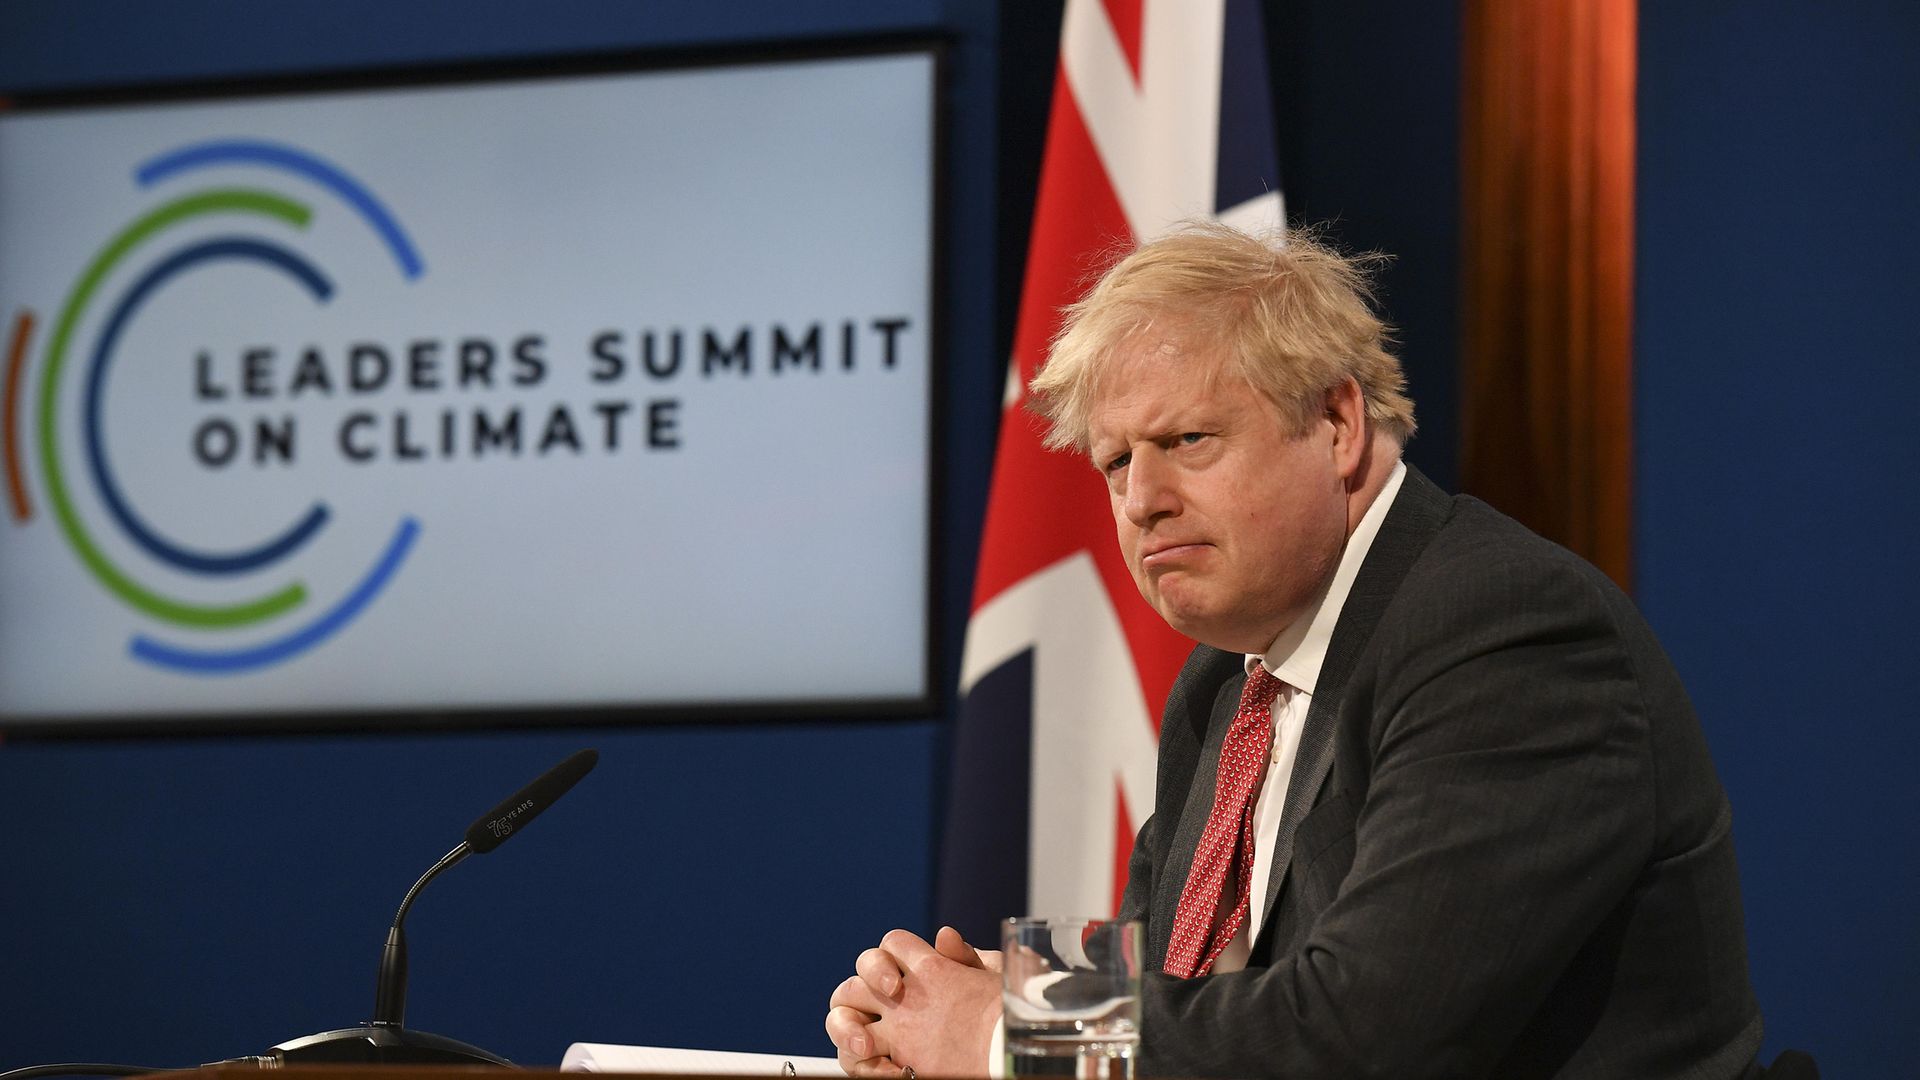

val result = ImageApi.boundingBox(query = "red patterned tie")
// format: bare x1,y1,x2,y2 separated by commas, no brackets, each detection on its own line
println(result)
1163,665,1285,978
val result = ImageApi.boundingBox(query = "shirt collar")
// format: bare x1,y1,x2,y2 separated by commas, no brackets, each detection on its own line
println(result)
1247,459,1409,693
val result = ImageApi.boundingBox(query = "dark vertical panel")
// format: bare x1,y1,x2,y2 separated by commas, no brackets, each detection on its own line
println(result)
1268,0,1460,492
992,3,1066,371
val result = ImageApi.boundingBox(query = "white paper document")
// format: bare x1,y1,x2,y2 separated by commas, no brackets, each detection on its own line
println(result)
561,1042,843,1077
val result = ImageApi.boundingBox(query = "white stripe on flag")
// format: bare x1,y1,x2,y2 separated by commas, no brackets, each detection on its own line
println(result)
962,552,1159,917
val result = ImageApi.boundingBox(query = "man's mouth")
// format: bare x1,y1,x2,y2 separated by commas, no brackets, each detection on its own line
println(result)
1140,541,1210,570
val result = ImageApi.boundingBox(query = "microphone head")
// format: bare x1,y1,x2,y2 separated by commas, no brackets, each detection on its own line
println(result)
463,748,598,854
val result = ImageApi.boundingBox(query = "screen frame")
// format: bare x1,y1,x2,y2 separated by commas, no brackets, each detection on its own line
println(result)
0,33,951,737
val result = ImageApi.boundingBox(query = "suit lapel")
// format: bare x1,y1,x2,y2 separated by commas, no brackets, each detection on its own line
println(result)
1255,466,1453,937
1149,668,1245,965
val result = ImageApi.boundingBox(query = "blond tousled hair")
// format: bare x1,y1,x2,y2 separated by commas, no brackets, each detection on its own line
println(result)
1028,221,1416,452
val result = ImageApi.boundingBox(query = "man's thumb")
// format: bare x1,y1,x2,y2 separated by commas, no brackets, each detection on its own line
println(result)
933,925,985,968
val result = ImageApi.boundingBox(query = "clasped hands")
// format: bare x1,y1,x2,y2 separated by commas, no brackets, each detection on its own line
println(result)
825,926,1003,1078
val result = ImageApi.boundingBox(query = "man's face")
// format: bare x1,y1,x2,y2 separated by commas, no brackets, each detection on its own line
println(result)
1086,345,1351,654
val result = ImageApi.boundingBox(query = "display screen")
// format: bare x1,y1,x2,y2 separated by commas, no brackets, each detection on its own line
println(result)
0,45,939,729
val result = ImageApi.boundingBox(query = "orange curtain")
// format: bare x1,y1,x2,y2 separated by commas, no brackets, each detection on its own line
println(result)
1460,0,1636,589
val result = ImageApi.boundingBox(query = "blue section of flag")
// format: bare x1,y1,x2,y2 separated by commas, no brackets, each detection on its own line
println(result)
935,648,1034,941
1216,0,1281,214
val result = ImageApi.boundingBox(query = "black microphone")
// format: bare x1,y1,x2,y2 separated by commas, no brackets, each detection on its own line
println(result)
271,748,599,1066
463,746,600,854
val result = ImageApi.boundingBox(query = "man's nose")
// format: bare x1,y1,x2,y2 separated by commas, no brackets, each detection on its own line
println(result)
1123,451,1180,526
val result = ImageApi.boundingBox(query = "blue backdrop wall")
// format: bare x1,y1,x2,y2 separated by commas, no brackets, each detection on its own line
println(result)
2,2,1912,1075
1637,4,1919,1074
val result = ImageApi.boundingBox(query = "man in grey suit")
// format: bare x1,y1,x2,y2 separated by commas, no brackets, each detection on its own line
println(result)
826,223,1763,1078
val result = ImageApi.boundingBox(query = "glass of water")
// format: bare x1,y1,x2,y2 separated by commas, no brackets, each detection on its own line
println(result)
1000,916,1142,1080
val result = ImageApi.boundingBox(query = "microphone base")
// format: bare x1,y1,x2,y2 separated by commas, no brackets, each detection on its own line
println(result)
271,1024,512,1066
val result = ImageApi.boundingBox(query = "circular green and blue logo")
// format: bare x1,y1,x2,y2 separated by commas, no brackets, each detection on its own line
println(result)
4,139,423,675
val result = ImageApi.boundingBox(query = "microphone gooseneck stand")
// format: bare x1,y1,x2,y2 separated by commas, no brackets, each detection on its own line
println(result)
269,840,508,1065
268,748,601,1065
0,749,600,1075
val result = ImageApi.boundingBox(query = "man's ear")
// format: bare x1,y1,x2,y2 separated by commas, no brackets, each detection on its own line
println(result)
1325,377,1370,480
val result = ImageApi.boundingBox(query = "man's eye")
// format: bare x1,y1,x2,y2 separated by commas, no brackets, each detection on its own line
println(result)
1104,451,1131,473
1178,432,1208,446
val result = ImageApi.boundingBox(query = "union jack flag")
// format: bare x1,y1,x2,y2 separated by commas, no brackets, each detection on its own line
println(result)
937,0,1284,934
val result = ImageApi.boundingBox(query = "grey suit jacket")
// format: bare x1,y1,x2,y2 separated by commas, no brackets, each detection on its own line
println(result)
1116,467,1763,1079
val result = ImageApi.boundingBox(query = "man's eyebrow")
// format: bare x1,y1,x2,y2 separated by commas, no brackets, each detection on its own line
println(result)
1142,416,1219,441
1092,414,1207,453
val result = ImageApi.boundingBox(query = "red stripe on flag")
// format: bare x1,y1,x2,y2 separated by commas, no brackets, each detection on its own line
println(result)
971,65,1195,728
1100,0,1146,87
970,68,1130,612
